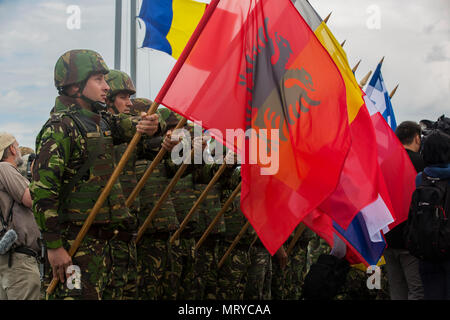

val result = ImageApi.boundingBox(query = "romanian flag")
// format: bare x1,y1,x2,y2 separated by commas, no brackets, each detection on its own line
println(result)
138,0,206,59
156,0,351,255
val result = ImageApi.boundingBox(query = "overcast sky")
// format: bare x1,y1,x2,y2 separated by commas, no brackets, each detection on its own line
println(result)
0,0,448,148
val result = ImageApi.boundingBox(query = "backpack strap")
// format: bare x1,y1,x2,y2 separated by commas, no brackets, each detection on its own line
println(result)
57,112,105,214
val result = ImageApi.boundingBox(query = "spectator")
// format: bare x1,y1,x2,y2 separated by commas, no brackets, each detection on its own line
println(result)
383,121,425,300
415,130,450,299
0,132,41,300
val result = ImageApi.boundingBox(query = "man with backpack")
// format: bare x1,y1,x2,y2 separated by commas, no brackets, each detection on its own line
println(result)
0,133,41,300
383,121,425,300
404,129,450,299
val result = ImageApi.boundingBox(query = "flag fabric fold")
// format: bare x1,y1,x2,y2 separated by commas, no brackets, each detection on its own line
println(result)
156,0,351,255
293,0,395,266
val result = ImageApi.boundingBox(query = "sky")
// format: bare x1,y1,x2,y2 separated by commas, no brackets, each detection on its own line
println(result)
0,0,448,149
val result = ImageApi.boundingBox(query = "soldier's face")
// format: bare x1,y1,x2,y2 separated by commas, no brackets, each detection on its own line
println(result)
114,92,132,114
83,73,110,103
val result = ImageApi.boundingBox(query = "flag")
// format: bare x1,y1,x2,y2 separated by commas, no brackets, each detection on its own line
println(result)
156,0,352,255
366,63,398,130
138,0,206,59
293,0,396,266
364,94,417,232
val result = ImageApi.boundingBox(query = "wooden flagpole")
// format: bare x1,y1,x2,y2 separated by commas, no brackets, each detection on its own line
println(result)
352,59,362,74
218,221,251,269
47,0,223,295
170,162,228,244
359,70,372,88
125,117,187,207
47,101,160,294
389,84,399,99
195,182,242,251
286,223,307,256
135,151,191,244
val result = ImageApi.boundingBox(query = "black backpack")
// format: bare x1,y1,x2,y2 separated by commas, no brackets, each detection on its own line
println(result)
302,254,350,300
404,172,450,262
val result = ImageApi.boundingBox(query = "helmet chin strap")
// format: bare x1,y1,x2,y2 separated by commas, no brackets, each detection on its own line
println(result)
77,80,107,113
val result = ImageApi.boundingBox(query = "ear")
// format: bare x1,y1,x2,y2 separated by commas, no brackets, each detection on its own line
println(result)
9,144,17,157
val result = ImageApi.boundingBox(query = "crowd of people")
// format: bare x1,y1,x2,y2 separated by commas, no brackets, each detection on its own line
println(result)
0,49,449,300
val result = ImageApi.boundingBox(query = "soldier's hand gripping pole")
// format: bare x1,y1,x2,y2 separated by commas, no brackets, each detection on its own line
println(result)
218,221,251,269
135,149,192,244
170,161,228,244
126,117,188,207
285,223,306,256
195,182,242,251
46,101,160,295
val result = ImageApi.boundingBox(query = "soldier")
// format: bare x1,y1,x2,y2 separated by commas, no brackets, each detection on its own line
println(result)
271,227,314,300
104,70,143,299
165,121,199,300
30,49,159,300
216,164,251,300
129,98,182,300
243,235,272,300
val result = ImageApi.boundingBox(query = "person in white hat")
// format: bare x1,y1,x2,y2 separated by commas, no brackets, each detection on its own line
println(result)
0,132,41,300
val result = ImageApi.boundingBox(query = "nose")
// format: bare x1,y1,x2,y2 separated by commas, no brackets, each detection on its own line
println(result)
126,97,133,107
102,78,110,92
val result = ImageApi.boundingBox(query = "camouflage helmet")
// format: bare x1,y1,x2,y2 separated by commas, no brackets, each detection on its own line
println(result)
54,49,109,88
130,97,152,115
105,69,136,99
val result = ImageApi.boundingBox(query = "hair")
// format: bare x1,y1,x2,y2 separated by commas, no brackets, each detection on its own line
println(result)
421,130,450,166
395,121,422,145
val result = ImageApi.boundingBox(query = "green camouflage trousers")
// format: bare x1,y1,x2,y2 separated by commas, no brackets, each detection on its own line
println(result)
272,243,308,300
136,235,182,300
306,235,330,274
217,242,250,300
173,237,196,300
244,245,272,300
45,232,137,300
190,239,220,300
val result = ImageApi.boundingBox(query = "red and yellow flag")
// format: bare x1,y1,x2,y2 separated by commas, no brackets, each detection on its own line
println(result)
156,0,352,254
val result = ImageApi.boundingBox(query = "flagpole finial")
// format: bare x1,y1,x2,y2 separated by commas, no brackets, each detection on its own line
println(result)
324,12,332,24
341,40,346,47
379,56,385,66
352,59,362,73
389,84,399,99
359,70,372,88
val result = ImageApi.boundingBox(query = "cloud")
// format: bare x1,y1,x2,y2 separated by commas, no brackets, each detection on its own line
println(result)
425,44,450,62
1,122,41,149
0,90,26,108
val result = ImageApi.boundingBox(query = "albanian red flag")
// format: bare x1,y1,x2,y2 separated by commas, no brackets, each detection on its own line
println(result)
156,0,351,255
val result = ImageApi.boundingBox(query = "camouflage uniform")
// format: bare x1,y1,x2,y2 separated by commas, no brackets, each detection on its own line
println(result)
128,100,182,300
272,227,314,300
244,235,272,300
217,167,251,300
30,50,148,300
106,69,140,299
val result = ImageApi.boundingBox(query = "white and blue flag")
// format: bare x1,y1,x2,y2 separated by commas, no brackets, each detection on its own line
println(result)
366,64,397,130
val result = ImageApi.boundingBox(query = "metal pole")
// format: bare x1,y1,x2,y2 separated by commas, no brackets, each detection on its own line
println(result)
130,0,137,88
114,0,122,70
